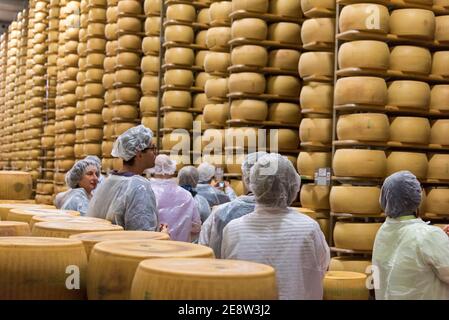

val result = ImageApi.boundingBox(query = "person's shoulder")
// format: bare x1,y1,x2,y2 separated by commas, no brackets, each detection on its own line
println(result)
176,185,195,199
130,174,151,185
224,214,246,230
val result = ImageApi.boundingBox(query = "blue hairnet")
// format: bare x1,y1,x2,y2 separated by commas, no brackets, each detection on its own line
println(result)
250,153,301,208
65,158,100,189
380,170,422,218
111,125,153,161
198,162,215,183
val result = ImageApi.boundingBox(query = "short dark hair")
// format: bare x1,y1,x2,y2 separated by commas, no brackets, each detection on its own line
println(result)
123,156,136,166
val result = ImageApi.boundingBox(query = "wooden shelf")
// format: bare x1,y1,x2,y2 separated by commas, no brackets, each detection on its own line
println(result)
162,63,204,72
302,7,336,18
330,247,373,255
337,0,449,15
226,119,299,129
227,92,298,103
161,85,204,93
229,37,302,51
229,10,304,24
302,41,334,51
331,212,386,219
228,64,299,76
163,19,209,30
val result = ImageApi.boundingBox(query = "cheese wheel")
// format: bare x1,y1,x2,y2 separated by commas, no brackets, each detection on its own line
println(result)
197,8,210,24
267,76,301,97
301,0,335,16
431,51,449,76
70,231,170,258
0,237,87,299
231,45,268,67
334,222,381,251
131,258,277,300
426,188,449,215
435,16,449,42
162,131,191,151
231,18,267,40
165,47,194,66
195,50,209,68
387,152,428,179
271,129,299,150
144,17,160,35
166,4,196,22
144,0,161,15
142,36,160,55
162,91,192,109
339,41,389,70
117,17,142,33
298,52,334,78
329,257,372,274
268,22,301,44
230,99,268,121
387,81,430,110
330,186,382,214
324,271,369,300
118,0,142,15
165,25,194,43
299,118,332,144
205,78,228,99
301,18,335,45
0,171,33,200
389,117,430,144
85,69,104,82
105,23,118,40
427,154,449,180
164,69,194,87
195,30,207,46
339,4,389,33
390,9,435,39
225,127,259,149
209,1,232,22
195,72,216,89
232,0,268,13
141,75,159,95
32,221,123,238
84,128,103,141
300,184,330,210
390,46,431,75
116,87,140,102
118,34,141,50
230,179,245,196
141,55,160,74
203,52,230,73
333,149,387,178
113,105,139,120
163,111,193,129
205,27,231,51
430,120,449,145
268,103,300,124
141,116,158,131
337,113,389,142
7,208,79,224
297,152,331,176
299,82,333,113
87,240,214,299
115,69,140,85
0,221,31,236
228,72,266,94
269,0,301,18
430,85,449,111
203,103,230,126
106,6,118,23
268,49,300,71
335,77,386,106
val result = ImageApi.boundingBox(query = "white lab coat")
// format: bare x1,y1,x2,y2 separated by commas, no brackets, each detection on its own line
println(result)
221,206,330,300
373,217,449,300
56,188,90,216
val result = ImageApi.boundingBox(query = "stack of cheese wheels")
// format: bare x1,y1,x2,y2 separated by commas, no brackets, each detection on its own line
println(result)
333,221,382,251
32,220,123,238
0,171,33,200
386,152,428,179
0,220,31,236
333,149,387,178
0,203,55,222
87,240,214,299
130,258,278,300
426,188,449,216
7,208,80,224
80,0,107,160
141,0,162,134
70,230,170,257
430,119,449,147
323,271,369,300
0,34,7,169
0,237,88,299
328,257,372,274
73,0,88,160
330,185,382,216
54,1,80,190
113,0,143,172
101,0,120,172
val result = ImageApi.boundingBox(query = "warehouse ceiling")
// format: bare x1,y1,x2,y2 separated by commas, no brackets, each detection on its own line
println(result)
0,0,27,34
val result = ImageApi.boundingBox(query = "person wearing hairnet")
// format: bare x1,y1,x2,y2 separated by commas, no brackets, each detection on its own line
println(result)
221,153,330,300
150,155,201,242
54,156,101,215
372,171,449,300
196,162,236,207
84,155,106,186
87,125,159,231
178,166,211,223
199,152,266,257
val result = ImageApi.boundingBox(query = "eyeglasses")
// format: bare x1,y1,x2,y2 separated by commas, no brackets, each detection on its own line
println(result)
143,145,157,153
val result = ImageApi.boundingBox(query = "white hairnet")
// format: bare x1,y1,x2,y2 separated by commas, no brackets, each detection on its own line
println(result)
84,155,101,167
380,170,422,218
250,153,301,208
242,151,268,192
111,125,153,161
65,158,100,189
198,162,216,183
178,166,199,187
153,154,177,176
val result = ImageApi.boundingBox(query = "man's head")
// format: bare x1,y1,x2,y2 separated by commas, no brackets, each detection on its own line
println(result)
380,171,422,218
178,166,199,188
198,162,216,184
241,151,268,193
111,125,156,171
250,153,301,208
